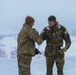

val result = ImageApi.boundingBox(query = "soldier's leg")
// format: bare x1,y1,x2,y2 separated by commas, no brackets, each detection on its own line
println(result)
17,55,32,75
56,56,65,75
46,57,54,75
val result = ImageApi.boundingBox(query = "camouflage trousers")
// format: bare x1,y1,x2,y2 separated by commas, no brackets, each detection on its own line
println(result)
17,54,32,75
46,55,65,75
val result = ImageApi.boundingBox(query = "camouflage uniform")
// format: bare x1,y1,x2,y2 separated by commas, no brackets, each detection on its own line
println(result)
40,22,71,75
17,23,43,75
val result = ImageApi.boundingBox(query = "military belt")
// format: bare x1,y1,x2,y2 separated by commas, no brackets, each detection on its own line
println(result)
47,43,62,56
47,43,62,47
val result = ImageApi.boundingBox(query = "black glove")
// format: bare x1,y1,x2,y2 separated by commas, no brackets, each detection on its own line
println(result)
35,48,41,55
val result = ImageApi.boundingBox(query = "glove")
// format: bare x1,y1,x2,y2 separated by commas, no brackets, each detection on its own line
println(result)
58,48,67,54
34,48,41,55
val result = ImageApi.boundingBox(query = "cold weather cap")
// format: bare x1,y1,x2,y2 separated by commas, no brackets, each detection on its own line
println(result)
48,15,56,22
25,16,35,25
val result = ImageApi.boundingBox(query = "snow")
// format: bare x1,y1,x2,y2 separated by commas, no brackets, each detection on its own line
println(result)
0,56,76,75
0,35,17,59
0,35,76,75
0,58,18,75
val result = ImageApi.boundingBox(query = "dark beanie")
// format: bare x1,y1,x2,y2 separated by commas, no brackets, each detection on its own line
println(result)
25,16,35,25
48,15,56,22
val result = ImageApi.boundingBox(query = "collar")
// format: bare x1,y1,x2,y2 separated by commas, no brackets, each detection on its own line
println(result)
23,23,32,27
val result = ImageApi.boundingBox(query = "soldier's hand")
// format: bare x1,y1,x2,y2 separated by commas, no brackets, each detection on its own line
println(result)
58,48,67,54
62,48,67,52
35,48,41,55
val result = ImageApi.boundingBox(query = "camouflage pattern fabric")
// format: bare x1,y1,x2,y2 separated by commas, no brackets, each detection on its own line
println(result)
17,23,43,75
40,22,71,75
17,54,32,75
46,55,64,75
17,23,43,56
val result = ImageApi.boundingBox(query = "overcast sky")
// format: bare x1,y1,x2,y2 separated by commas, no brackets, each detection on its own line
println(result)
0,0,76,34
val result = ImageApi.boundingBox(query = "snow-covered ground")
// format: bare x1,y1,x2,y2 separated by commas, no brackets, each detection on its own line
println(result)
0,35,17,58
0,56,76,75
0,35,76,75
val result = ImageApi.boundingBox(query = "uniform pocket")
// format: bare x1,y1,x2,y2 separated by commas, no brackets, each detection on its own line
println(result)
57,50,64,57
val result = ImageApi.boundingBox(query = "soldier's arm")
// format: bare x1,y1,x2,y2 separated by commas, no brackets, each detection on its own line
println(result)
28,28,43,45
40,28,46,41
62,26,71,52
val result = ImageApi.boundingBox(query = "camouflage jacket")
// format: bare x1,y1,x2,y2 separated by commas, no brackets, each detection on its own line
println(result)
40,23,71,56
17,23,43,56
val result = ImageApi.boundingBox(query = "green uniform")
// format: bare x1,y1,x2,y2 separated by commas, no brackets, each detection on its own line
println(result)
40,23,71,75
17,23,43,75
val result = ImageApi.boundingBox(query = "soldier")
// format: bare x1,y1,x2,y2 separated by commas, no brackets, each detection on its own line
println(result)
17,16,43,75
40,15,71,75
